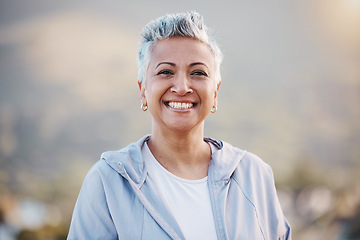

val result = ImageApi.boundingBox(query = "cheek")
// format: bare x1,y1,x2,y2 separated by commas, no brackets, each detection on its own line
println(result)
200,92,216,109
144,84,164,104
203,86,217,100
144,90,154,105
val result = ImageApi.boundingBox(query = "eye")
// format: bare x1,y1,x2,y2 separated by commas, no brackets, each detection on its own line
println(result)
158,70,174,75
191,70,208,77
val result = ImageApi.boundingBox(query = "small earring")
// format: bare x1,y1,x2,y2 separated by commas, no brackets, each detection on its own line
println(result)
141,103,148,111
211,105,217,113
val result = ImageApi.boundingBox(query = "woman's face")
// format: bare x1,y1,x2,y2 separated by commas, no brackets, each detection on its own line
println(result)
139,37,220,133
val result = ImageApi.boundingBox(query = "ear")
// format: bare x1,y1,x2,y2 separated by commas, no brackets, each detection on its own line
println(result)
214,81,221,103
216,81,221,92
138,81,147,104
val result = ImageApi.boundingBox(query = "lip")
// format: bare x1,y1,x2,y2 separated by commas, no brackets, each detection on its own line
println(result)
164,101,197,111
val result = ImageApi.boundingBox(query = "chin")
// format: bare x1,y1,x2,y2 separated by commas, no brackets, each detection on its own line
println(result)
165,120,204,133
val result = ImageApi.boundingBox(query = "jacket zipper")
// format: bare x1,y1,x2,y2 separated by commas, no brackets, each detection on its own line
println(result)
118,162,182,240
208,175,228,240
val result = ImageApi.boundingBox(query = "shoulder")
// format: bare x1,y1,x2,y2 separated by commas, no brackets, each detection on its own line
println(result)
83,135,149,189
238,151,273,179
230,147,275,194
79,158,125,197
220,141,273,180
232,150,277,206
220,141,276,204
86,158,119,179
223,143,291,239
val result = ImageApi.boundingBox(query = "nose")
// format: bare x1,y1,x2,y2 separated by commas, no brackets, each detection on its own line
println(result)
170,74,193,95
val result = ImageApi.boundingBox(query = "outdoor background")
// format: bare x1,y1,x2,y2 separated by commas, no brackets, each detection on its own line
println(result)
0,0,359,239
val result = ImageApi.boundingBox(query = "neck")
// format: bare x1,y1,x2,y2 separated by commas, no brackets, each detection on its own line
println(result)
148,123,211,179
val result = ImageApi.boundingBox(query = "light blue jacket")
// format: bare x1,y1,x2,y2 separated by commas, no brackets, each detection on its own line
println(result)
68,135,291,239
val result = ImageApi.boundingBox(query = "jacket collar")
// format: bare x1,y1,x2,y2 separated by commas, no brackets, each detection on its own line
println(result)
101,135,246,186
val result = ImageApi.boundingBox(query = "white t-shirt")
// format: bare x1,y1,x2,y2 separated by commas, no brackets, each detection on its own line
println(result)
142,142,218,240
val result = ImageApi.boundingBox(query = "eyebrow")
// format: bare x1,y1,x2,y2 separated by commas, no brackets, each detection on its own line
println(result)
155,62,175,69
190,62,208,68
155,62,208,69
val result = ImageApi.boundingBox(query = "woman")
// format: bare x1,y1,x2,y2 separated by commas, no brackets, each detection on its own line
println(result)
68,11,291,240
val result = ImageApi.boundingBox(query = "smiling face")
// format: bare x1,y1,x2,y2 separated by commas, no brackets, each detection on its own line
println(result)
139,37,220,135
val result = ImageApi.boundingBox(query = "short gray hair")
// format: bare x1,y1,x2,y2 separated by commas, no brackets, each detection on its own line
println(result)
137,11,223,84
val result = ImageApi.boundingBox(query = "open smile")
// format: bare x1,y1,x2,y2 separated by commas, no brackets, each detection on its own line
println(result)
164,101,197,110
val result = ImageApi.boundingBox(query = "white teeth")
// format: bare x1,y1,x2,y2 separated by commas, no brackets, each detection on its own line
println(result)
168,102,193,109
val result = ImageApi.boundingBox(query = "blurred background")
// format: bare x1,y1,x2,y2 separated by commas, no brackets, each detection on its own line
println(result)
0,0,359,239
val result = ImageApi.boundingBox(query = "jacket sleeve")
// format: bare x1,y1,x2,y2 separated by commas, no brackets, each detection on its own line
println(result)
235,152,292,240
67,162,118,240
259,159,291,240
279,220,291,240
264,162,292,240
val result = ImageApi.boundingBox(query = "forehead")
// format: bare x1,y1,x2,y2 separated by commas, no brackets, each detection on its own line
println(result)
149,37,215,68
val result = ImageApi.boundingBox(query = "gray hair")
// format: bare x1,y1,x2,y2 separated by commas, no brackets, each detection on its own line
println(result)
137,11,223,84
